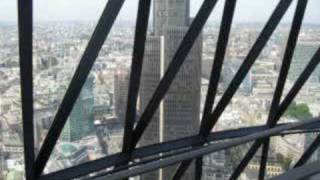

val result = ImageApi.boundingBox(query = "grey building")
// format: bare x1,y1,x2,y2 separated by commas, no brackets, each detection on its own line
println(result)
221,59,252,95
139,0,202,179
202,151,231,180
114,67,129,123
288,41,320,84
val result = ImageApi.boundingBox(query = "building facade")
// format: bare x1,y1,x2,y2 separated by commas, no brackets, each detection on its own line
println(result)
61,75,95,142
114,66,129,123
140,0,202,179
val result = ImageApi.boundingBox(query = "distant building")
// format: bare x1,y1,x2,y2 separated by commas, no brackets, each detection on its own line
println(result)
61,75,95,142
36,56,59,71
45,143,89,173
114,67,129,123
221,59,252,95
94,116,123,155
245,162,283,179
140,0,202,179
288,41,320,84
243,147,283,180
202,151,231,180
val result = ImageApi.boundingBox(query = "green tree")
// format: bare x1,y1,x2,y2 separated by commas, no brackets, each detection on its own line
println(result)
284,102,312,120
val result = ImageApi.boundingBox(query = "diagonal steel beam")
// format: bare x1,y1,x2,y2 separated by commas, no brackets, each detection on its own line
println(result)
230,141,263,180
172,0,238,179
39,120,320,180
201,0,237,142
96,146,195,179
295,72,320,169
258,0,308,179
91,118,320,180
274,47,320,122
17,0,35,179
122,0,151,155
294,135,320,168
173,0,294,179
199,0,293,139
131,0,219,150
33,0,125,177
173,0,293,179
120,1,151,180
259,141,270,180
270,160,320,180
231,46,320,179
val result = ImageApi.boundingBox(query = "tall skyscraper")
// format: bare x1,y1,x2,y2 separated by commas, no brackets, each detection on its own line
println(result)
114,66,129,123
61,75,95,142
140,0,202,179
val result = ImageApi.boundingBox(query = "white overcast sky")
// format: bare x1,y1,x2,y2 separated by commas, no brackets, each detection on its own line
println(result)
1,0,319,24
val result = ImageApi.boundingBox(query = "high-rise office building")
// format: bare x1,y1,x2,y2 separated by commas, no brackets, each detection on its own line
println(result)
61,75,95,142
140,0,202,179
114,67,129,123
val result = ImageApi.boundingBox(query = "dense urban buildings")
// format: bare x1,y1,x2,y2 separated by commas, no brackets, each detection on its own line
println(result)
1,1,320,179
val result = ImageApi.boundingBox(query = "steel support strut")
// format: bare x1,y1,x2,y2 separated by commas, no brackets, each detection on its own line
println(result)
34,0,126,177
172,0,237,179
18,0,35,179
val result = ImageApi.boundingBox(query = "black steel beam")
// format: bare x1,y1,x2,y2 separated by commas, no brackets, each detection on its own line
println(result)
121,1,151,179
295,134,320,168
13,0,320,180
195,158,203,180
173,0,238,179
231,46,320,179
17,0,35,179
270,160,320,180
172,0,293,179
258,140,270,180
231,1,312,178
33,0,125,177
274,47,320,122
39,121,320,180
199,0,293,138
122,0,151,155
232,48,320,179
90,118,320,180
131,0,219,149
97,147,194,179
258,0,308,179
230,141,262,180
200,0,237,141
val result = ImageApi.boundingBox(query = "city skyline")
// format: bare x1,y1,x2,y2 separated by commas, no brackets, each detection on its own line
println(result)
1,0,320,24
1,0,320,179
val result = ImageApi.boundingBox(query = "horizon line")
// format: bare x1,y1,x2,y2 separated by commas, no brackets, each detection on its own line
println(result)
1,20,320,26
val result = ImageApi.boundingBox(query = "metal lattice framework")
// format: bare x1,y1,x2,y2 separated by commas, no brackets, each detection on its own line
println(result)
16,0,320,179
